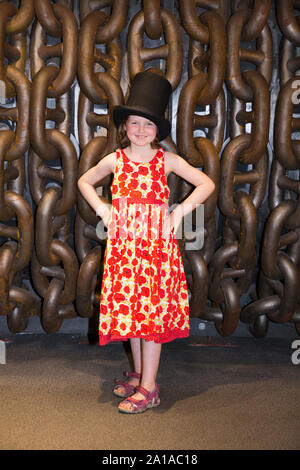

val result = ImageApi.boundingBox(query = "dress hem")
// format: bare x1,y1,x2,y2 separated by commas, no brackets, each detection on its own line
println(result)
98,328,189,346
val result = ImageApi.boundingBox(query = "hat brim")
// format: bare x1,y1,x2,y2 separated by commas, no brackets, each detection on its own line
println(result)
112,105,171,141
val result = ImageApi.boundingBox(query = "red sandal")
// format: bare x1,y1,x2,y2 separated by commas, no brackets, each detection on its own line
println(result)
118,384,160,414
113,371,141,398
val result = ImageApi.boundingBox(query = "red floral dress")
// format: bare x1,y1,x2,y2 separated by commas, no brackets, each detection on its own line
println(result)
98,147,189,345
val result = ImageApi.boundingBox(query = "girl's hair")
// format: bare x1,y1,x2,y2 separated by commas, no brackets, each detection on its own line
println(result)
116,117,160,149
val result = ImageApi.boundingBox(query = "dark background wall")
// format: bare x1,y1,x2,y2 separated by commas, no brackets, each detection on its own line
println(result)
0,0,299,339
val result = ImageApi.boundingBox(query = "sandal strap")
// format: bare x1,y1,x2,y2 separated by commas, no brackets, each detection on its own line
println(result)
114,378,135,388
114,371,141,384
124,371,141,379
135,385,152,398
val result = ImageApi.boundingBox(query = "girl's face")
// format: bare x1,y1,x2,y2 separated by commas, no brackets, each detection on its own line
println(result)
125,115,157,147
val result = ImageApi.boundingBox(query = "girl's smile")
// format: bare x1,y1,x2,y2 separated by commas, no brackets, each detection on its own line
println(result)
125,115,157,146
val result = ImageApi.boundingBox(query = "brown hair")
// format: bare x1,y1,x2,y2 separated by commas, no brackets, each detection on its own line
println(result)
116,117,160,149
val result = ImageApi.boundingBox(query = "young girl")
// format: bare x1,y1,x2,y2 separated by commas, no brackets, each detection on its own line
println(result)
77,71,215,414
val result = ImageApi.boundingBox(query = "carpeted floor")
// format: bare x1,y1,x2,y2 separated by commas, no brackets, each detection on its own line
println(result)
0,333,300,450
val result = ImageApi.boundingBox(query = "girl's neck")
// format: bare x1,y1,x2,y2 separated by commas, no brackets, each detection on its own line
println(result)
126,143,157,161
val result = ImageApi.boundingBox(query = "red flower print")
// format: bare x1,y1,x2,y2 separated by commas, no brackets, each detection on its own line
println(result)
122,267,132,278
151,295,160,305
151,182,161,192
141,250,149,260
159,288,165,297
100,304,107,315
101,322,107,330
131,190,143,199
124,164,134,173
139,167,149,175
135,247,142,257
151,170,160,181
138,275,146,284
128,180,139,189
136,312,146,322
147,190,157,199
141,239,148,249
163,313,171,322
120,188,130,197
119,304,129,315
114,292,125,303
141,183,147,190
141,286,150,297
130,294,137,303
120,323,126,331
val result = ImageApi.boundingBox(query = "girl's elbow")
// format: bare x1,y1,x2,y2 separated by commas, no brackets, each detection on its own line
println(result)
209,181,216,194
77,176,84,189
203,179,215,196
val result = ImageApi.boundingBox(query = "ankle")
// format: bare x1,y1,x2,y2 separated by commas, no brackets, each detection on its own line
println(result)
140,382,156,393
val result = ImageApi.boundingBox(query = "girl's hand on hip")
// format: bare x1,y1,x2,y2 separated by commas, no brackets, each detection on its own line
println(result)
162,208,182,239
103,208,112,228
97,202,113,228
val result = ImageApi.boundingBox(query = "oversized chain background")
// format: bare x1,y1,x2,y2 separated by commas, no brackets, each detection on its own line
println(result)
0,0,299,338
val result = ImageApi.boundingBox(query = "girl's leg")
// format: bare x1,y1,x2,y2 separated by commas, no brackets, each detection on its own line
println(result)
130,338,142,375
114,338,141,394
140,339,162,391
119,340,162,410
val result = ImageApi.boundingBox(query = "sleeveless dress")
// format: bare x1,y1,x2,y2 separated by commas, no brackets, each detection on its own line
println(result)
98,147,189,346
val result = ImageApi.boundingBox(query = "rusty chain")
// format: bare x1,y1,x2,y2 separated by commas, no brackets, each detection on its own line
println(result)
177,0,226,322
29,0,78,333
210,0,272,336
0,0,37,333
0,0,299,338
241,0,300,336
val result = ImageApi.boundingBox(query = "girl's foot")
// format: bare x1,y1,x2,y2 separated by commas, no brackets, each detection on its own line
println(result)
113,371,141,398
118,384,160,413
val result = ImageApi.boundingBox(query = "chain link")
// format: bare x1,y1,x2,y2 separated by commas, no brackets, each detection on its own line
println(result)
0,1,299,338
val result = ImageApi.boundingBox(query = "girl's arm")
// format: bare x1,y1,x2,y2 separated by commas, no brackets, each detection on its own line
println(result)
163,152,216,237
77,152,115,223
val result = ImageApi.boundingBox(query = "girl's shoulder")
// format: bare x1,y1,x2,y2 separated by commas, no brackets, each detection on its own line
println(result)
163,150,181,174
96,151,117,174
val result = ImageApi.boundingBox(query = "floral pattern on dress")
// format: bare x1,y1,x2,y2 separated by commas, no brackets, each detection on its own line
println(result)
99,147,189,345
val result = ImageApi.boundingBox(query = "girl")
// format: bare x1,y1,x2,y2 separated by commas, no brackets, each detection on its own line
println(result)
77,71,215,414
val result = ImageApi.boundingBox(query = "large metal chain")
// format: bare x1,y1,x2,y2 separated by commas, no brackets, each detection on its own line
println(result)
76,0,127,323
0,1,37,333
29,0,79,333
177,1,226,322
242,0,300,337
0,1,299,338
210,0,272,336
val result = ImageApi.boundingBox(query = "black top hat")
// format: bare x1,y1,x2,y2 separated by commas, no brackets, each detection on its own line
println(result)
112,71,173,141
